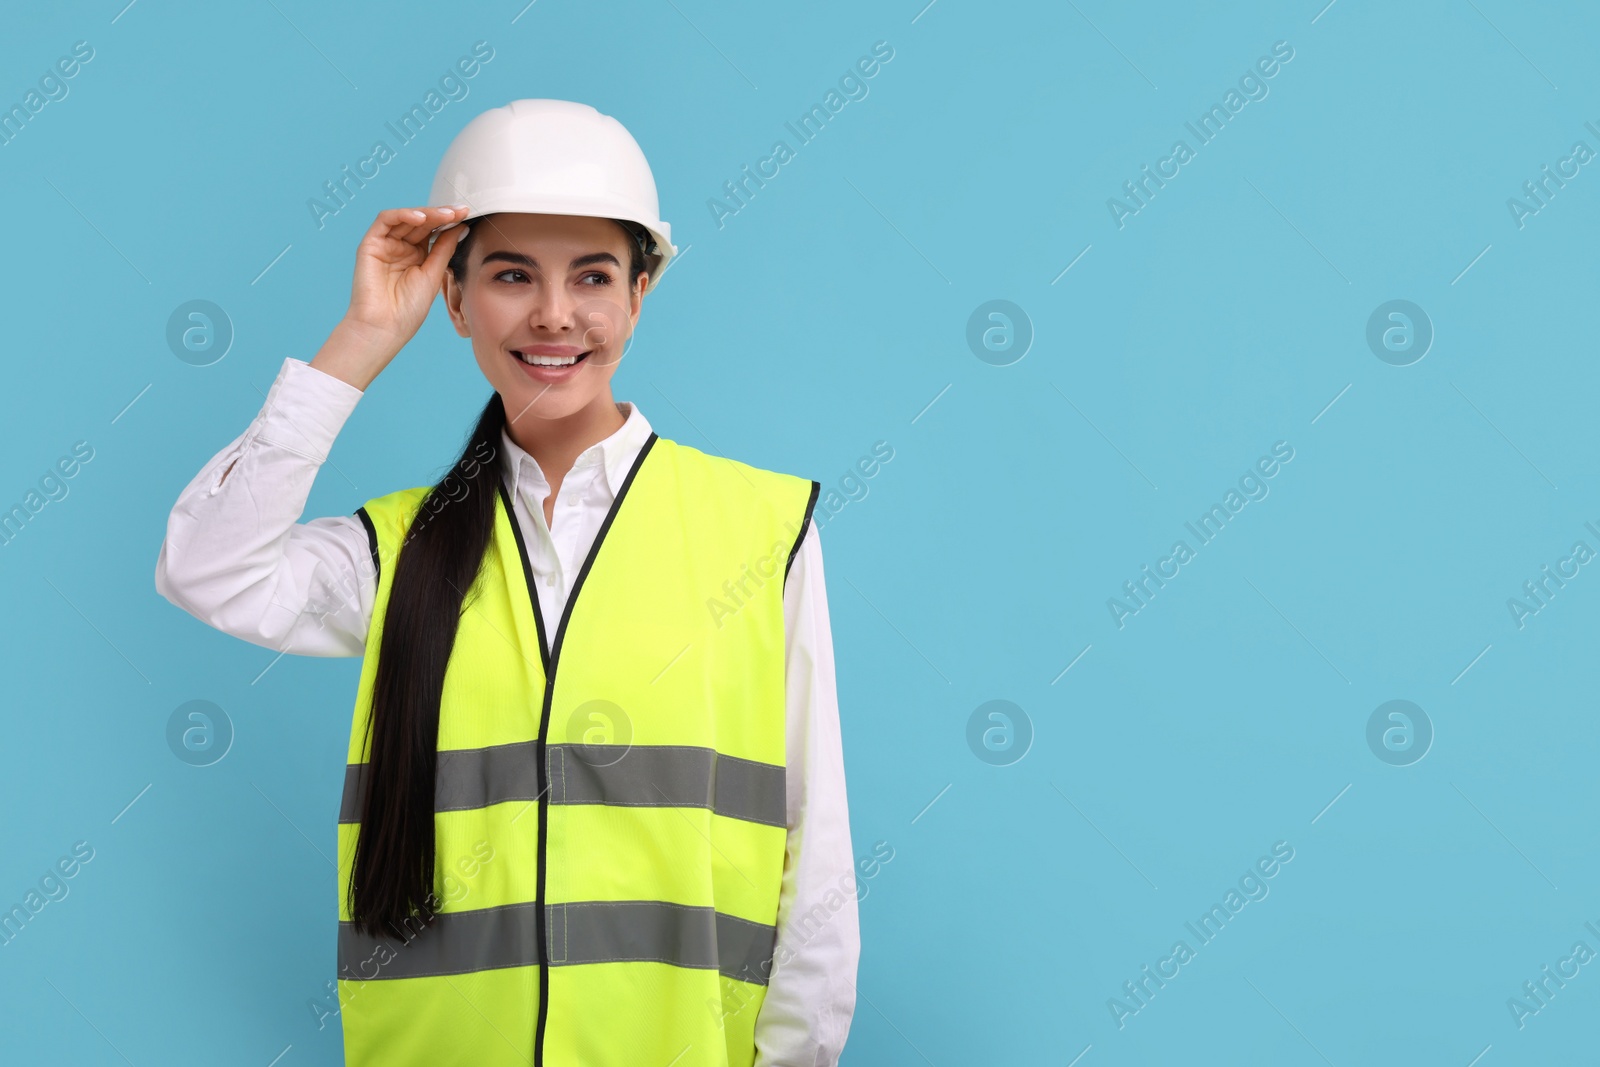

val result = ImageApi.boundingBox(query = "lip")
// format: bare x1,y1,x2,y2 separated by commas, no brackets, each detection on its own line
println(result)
510,345,590,384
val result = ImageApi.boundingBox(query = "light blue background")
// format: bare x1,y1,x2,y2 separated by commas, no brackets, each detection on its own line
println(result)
2,1,1597,1063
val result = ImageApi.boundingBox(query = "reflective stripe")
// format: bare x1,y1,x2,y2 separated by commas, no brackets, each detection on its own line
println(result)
549,744,785,827
338,900,540,982
339,900,775,985
340,743,784,827
548,901,776,983
440,741,541,810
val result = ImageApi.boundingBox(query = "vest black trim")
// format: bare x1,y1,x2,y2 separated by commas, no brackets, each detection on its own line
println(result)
784,479,822,585
493,429,661,1067
354,505,381,585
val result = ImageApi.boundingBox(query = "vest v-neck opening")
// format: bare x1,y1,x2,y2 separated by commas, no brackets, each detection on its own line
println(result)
493,429,660,1067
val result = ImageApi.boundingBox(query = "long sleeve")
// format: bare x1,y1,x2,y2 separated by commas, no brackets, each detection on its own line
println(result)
154,356,376,658
755,520,859,1066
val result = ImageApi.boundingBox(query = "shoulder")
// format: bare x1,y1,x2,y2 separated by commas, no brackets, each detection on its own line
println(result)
354,485,434,556
649,435,818,513
648,437,821,564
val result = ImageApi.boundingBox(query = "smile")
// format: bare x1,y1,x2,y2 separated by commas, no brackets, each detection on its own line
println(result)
513,350,590,366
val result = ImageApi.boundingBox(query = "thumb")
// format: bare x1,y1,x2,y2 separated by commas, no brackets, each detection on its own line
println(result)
420,223,469,283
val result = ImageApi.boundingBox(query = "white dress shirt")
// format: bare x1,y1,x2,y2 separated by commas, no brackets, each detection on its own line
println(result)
153,356,858,1066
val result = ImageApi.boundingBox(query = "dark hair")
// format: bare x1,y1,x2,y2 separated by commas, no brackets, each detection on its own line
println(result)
347,213,650,938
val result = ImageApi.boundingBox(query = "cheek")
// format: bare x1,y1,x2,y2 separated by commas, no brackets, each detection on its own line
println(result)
465,295,538,361
465,288,514,330
465,300,520,379
575,296,635,349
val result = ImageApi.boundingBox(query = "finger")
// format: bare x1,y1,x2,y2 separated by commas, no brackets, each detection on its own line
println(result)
427,220,470,250
397,205,470,246
427,211,474,236
367,207,432,243
360,210,430,251
369,206,468,246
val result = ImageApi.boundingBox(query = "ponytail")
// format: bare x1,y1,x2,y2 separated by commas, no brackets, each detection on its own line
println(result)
347,392,505,938
347,210,648,938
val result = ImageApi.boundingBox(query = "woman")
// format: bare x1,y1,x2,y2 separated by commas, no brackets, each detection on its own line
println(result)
155,99,857,1067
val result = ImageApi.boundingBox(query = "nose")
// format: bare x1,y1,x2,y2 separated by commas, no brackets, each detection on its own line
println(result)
527,279,578,335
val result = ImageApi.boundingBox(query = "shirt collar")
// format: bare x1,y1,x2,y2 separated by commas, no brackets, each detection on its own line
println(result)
498,400,653,501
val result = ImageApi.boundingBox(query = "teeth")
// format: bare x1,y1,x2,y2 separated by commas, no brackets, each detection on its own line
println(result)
517,351,580,366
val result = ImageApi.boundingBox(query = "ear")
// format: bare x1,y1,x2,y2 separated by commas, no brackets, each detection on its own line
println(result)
442,269,471,337
628,272,648,330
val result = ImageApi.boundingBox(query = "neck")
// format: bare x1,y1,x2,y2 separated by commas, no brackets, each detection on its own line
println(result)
503,391,628,486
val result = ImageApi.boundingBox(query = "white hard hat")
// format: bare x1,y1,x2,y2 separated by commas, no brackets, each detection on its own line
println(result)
429,99,677,292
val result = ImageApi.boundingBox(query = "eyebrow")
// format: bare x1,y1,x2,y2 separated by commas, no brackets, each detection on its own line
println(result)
480,250,621,272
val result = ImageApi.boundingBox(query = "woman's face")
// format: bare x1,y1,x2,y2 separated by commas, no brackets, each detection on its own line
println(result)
441,212,647,426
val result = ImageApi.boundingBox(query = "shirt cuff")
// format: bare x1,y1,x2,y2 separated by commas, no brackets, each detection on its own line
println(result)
254,357,365,464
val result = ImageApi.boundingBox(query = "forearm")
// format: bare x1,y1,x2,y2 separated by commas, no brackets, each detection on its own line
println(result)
154,356,373,656
310,317,402,392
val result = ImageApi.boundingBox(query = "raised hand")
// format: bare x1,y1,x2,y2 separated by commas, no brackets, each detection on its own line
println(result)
312,206,472,390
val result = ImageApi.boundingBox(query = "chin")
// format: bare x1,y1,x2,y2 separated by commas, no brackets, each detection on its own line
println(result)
503,383,602,423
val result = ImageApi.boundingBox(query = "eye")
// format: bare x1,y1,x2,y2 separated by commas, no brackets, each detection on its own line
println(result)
579,271,613,286
494,269,530,284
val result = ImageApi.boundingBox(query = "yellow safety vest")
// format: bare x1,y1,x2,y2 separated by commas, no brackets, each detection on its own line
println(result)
335,432,819,1066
